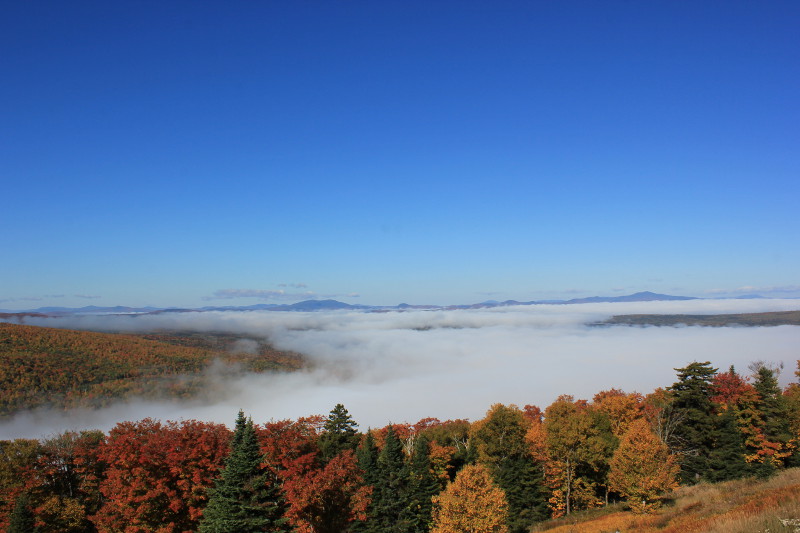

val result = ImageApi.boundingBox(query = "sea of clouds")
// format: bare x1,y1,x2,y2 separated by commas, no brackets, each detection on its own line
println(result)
2,298,799,439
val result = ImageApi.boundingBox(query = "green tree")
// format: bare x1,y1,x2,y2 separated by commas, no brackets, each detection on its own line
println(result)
669,361,717,483
406,434,440,533
471,404,548,531
320,404,360,462
199,411,289,532
372,425,411,532
7,492,37,533
751,362,793,473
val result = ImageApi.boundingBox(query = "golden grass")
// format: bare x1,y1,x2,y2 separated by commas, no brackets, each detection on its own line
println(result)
531,468,800,533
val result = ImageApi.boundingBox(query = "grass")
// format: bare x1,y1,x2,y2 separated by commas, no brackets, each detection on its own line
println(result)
530,468,800,533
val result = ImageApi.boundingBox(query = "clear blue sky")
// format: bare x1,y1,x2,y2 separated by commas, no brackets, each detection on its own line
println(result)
2,1,798,309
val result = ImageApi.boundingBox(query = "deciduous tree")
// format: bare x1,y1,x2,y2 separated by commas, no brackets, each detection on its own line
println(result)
430,464,507,533
608,418,678,513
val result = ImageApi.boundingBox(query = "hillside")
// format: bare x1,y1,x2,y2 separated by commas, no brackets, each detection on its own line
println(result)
601,310,800,327
532,467,800,533
0,323,305,417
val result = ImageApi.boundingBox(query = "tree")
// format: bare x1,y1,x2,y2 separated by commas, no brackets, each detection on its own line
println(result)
608,418,679,513
319,404,359,462
371,425,411,532
471,404,548,531
543,397,616,517
281,450,370,533
7,492,37,533
406,434,439,533
94,419,231,532
668,361,717,483
430,464,508,533
200,411,289,532
750,362,793,472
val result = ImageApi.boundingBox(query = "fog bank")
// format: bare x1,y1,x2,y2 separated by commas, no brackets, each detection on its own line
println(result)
2,299,799,439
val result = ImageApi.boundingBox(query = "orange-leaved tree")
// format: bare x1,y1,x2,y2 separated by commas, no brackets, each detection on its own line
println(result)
608,418,678,513
430,463,508,533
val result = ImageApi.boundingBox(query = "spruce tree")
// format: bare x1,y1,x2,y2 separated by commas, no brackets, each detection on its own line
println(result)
708,407,750,482
199,411,289,532
669,361,717,483
373,425,411,532
320,403,360,462
752,363,793,474
405,434,440,533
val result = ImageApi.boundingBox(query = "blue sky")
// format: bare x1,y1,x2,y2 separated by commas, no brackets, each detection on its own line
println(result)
2,1,799,309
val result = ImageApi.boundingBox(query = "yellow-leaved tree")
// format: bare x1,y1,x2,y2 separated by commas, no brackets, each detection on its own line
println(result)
430,463,508,533
608,417,679,513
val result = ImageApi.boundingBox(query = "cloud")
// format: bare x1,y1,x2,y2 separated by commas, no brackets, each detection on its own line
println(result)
74,294,101,299
203,289,316,301
278,283,309,289
705,285,800,296
0,296,43,304
2,298,799,439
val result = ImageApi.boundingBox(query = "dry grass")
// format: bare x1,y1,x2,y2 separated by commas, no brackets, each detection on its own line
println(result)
531,468,800,533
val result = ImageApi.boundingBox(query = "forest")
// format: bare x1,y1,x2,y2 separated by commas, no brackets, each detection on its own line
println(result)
1,357,799,532
0,323,305,417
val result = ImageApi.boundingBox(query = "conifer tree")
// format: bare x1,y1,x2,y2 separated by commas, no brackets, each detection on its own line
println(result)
199,411,289,532
751,363,793,472
708,407,750,482
7,492,37,533
406,434,440,533
372,425,411,532
669,361,717,483
472,404,548,531
320,404,360,462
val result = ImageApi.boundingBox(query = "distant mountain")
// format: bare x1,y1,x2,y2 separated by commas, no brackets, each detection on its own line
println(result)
0,291,755,317
561,291,698,305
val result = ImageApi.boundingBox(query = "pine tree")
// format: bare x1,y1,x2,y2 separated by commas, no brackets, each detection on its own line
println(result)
405,434,440,533
669,361,717,483
320,404,360,462
199,411,289,532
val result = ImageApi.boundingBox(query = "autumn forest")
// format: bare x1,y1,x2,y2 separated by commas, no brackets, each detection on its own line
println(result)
1,323,800,532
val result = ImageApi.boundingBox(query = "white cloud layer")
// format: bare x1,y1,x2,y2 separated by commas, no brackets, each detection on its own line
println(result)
2,299,799,439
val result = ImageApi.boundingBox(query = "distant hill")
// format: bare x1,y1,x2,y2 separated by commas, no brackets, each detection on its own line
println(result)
599,310,800,327
0,323,305,417
1,291,766,317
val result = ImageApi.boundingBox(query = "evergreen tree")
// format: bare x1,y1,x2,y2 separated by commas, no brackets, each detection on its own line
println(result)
708,407,750,482
373,425,411,532
751,363,793,473
352,431,381,533
199,411,289,532
320,404,360,462
669,361,718,483
472,404,549,532
8,492,37,533
405,434,440,533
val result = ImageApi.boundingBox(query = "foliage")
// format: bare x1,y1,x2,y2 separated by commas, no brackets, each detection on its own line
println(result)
200,411,289,532
319,403,359,462
92,418,230,532
0,323,304,417
430,463,508,533
668,361,718,483
608,418,679,513
471,403,548,531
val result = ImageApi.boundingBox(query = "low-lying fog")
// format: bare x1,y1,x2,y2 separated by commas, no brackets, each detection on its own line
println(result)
3,299,799,439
